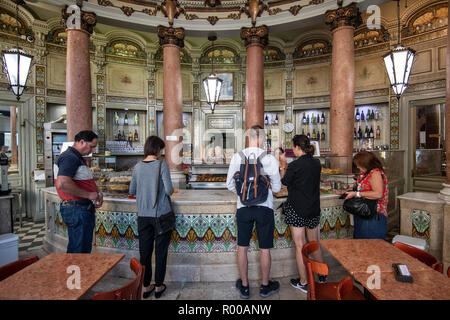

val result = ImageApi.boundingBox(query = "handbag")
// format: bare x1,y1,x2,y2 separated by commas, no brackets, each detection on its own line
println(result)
153,160,175,236
343,196,378,220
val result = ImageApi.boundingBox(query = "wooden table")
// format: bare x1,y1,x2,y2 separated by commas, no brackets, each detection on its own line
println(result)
321,239,450,300
0,253,125,300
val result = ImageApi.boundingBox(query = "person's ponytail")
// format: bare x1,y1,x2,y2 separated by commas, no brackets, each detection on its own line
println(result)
292,134,314,156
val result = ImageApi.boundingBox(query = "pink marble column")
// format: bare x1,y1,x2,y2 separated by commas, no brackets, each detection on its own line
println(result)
325,3,361,171
158,26,185,173
62,5,96,141
241,26,268,131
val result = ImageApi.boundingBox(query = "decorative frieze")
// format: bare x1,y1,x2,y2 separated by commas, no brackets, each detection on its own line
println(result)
389,96,399,150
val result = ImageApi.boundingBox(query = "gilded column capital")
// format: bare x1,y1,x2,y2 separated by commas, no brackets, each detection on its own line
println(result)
61,4,97,34
157,25,185,48
325,2,362,31
240,25,269,48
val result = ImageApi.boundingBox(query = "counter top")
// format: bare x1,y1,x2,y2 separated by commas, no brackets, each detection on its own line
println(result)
42,187,340,204
397,192,445,204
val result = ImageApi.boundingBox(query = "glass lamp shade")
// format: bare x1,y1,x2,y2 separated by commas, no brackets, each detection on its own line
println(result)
383,45,415,98
203,73,223,113
2,48,33,100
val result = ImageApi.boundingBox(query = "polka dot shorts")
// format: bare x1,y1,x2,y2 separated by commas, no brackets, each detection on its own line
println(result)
283,201,320,229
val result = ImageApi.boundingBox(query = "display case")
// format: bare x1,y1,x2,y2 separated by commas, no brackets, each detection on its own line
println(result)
44,122,67,187
105,108,147,155
187,164,228,189
264,111,285,154
93,169,132,196
318,155,353,194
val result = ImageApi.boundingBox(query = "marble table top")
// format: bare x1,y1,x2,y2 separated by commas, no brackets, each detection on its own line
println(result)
0,253,124,300
320,239,433,274
397,192,445,204
352,269,450,300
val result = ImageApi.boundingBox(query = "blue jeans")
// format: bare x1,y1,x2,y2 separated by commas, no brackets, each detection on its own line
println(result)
353,212,387,240
60,203,96,253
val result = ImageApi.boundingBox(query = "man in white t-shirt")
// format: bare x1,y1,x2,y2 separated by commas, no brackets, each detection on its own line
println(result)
226,125,282,299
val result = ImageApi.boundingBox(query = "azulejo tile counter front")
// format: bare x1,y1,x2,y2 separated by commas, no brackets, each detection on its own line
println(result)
43,188,352,281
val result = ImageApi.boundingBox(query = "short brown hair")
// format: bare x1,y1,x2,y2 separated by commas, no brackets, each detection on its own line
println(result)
144,136,165,157
248,125,264,141
353,151,383,173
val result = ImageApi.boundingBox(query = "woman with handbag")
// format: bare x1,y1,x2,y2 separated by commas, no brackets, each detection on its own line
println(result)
344,151,389,240
280,135,326,293
129,136,175,299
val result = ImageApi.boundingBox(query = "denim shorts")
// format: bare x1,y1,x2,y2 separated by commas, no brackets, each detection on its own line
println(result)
236,206,274,249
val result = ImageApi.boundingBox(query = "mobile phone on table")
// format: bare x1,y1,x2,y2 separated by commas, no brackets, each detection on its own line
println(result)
392,263,413,283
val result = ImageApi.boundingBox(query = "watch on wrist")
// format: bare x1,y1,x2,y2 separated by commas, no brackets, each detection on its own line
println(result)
356,191,361,198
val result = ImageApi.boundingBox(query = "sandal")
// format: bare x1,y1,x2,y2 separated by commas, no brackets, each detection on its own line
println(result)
142,284,155,299
154,284,166,299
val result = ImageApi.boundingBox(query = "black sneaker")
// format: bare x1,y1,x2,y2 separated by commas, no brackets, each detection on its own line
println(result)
236,279,250,299
260,280,280,298
318,275,328,283
290,278,307,293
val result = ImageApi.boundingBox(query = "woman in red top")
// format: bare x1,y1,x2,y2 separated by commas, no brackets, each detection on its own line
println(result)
344,151,389,239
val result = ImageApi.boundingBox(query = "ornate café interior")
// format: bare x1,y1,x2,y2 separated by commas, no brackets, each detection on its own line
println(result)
0,0,449,301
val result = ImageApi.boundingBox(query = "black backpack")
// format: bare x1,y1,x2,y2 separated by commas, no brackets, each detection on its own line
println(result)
233,151,271,206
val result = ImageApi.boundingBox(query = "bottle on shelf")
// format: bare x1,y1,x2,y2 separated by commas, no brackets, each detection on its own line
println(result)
302,112,307,124
274,114,279,125
306,114,310,125
354,127,357,140
321,129,326,141
117,130,122,141
361,110,365,121
114,112,119,125
364,126,369,138
311,114,315,125
124,113,129,125
264,114,269,126
134,129,139,141
358,126,362,140
134,112,139,125
128,131,133,142
370,110,375,120
321,112,325,124
375,110,380,120
355,108,360,121
376,125,381,139
122,130,126,141
317,114,320,124
307,131,311,139
369,126,374,138
302,128,305,135
312,129,316,140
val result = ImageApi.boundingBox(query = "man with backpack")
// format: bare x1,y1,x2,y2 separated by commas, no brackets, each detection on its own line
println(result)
226,125,282,299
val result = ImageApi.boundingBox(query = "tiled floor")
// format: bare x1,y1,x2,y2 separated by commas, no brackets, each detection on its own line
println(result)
15,219,358,300
14,219,46,252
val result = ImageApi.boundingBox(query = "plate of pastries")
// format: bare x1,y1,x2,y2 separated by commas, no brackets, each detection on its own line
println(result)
321,168,344,175
195,174,227,182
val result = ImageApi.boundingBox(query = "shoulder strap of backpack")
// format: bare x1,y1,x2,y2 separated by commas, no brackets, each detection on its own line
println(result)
241,153,249,203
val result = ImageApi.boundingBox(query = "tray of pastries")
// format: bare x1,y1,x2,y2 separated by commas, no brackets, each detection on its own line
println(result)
321,168,344,175
195,174,227,182
106,184,129,193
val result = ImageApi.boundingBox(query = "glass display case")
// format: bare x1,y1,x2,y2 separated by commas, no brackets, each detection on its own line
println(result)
318,155,353,194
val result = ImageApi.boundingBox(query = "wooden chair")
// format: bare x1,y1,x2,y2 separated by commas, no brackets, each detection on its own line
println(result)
0,256,39,281
301,241,365,300
393,242,443,273
92,258,145,300
447,266,449,278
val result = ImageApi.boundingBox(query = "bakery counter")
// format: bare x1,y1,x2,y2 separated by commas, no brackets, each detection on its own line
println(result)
42,188,352,282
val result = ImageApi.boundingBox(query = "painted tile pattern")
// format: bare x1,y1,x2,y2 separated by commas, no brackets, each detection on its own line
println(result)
53,204,353,252
411,209,431,246
390,96,399,150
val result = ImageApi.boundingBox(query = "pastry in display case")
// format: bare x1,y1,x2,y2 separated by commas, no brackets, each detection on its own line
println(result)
319,155,353,194
94,171,133,196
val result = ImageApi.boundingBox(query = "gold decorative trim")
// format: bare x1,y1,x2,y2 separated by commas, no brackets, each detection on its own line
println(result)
61,5,97,34
157,25,185,48
240,25,269,47
325,2,361,31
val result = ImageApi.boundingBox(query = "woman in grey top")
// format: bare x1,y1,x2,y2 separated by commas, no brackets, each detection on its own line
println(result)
129,136,174,299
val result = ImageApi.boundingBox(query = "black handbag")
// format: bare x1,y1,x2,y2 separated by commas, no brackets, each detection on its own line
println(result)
153,160,175,236
343,196,378,220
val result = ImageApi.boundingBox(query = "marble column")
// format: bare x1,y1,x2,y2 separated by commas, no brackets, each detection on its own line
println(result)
241,25,268,131
9,106,18,169
325,3,361,172
61,5,97,141
157,26,186,188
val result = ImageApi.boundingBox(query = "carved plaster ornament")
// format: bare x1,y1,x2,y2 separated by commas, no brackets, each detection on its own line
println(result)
242,0,268,27
160,0,185,27
204,0,221,7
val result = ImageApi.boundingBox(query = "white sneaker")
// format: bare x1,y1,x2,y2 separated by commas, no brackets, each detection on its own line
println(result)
290,278,307,293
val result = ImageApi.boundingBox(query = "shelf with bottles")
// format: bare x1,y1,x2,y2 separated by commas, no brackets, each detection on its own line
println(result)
353,104,389,150
295,109,329,148
264,112,284,154
106,109,147,154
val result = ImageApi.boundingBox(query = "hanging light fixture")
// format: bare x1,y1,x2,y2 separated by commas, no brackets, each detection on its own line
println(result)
202,35,223,114
1,0,33,101
383,0,415,99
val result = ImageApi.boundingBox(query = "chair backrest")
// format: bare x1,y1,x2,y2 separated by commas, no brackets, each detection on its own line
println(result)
447,266,449,278
336,276,354,300
92,258,144,300
0,256,39,282
394,242,443,273
301,241,329,300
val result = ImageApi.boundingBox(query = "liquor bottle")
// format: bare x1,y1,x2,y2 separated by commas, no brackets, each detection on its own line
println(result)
361,110,365,121
306,114,310,125
117,130,122,141
321,129,326,141
302,128,305,135
317,114,320,124
122,130,126,141
267,130,272,151
114,112,119,125
124,113,129,125
311,114,315,124
321,112,325,124
375,110,380,120
134,113,139,125
264,114,269,125
355,108,360,121
307,131,311,139
274,114,279,125
128,131,133,142
376,125,381,139
369,126,374,138
312,129,316,140
364,126,369,138
371,110,375,120
302,112,307,124
358,126,362,140
354,127,357,140
134,129,139,141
